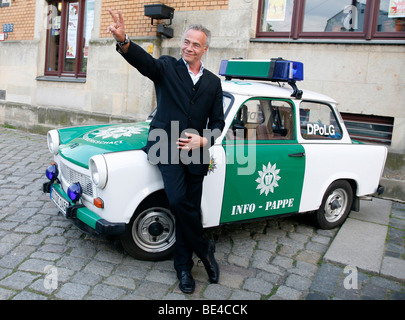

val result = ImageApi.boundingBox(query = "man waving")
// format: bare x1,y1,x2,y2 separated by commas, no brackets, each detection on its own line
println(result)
108,9,224,294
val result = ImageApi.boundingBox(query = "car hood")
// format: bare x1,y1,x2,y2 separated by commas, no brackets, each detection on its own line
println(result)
58,122,150,168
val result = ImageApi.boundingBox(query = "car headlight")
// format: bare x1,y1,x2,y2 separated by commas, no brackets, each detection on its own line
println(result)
89,155,108,189
47,130,60,155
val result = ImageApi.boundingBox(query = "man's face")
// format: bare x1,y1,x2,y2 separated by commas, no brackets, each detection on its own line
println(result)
181,29,208,66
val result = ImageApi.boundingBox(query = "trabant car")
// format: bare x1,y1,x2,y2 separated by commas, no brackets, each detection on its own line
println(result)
43,59,387,261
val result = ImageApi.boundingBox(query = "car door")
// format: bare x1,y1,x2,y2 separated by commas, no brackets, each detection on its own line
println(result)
219,98,306,224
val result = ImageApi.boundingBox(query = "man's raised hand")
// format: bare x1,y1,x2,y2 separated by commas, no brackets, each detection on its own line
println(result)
107,9,126,43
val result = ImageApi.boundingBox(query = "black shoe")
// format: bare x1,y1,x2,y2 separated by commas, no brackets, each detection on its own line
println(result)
177,270,195,294
201,240,219,283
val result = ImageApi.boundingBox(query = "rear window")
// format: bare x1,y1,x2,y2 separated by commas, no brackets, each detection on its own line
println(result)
300,102,342,140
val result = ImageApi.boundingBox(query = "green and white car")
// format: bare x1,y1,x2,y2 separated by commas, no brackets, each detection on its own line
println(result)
43,59,387,261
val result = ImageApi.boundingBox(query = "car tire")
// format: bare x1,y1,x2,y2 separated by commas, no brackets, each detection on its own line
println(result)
313,180,353,230
120,193,176,261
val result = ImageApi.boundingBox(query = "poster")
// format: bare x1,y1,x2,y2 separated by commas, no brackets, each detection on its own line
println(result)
266,0,287,21
52,16,61,36
84,0,95,59
66,2,79,59
389,0,405,18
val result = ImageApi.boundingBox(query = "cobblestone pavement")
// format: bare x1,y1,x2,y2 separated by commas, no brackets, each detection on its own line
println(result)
0,127,404,301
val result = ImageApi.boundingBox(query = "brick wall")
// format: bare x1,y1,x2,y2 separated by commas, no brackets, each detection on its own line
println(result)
165,0,228,11
0,0,229,41
0,0,36,40
100,0,229,38
100,0,158,38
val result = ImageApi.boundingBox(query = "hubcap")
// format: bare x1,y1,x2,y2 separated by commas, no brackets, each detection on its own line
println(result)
132,207,175,253
148,221,164,237
324,188,348,223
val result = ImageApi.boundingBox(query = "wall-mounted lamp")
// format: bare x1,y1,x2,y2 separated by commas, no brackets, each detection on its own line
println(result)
144,4,175,38
0,0,12,8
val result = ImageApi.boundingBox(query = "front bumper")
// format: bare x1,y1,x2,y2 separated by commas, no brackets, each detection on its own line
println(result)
43,182,126,236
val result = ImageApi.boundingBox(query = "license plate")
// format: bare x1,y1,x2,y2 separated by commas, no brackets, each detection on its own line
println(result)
51,187,70,216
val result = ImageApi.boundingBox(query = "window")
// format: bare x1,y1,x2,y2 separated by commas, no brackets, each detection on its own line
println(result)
257,0,405,40
45,0,94,78
302,0,367,33
225,98,295,142
259,0,296,34
374,0,405,38
300,102,342,140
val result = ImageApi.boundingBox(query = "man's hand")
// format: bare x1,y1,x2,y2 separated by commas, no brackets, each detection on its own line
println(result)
107,9,126,43
177,132,208,151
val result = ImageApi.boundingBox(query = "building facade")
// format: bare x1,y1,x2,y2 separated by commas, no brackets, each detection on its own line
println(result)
0,0,404,199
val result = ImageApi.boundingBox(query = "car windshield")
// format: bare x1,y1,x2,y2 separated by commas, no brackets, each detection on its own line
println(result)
223,92,234,118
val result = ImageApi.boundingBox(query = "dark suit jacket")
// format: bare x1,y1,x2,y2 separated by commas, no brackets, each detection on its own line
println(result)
120,41,225,175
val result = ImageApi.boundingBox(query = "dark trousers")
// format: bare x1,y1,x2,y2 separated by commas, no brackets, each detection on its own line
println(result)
157,163,208,273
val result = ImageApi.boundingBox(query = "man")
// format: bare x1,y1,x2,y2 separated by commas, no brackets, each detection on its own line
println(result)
108,9,224,294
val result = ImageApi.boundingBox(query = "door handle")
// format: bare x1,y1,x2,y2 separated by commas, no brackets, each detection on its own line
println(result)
288,152,305,157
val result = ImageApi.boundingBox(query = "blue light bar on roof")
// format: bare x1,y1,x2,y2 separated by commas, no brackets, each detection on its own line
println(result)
219,58,303,82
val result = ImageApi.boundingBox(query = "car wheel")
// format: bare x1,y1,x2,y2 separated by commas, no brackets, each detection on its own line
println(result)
313,180,353,230
120,194,176,261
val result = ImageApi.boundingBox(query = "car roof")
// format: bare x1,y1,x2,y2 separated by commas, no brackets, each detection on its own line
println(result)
221,80,337,104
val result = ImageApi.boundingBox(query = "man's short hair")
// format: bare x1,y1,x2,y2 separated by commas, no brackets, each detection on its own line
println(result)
183,24,211,48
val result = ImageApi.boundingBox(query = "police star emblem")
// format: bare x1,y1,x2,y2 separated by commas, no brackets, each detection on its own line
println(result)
208,156,217,174
93,126,144,139
256,162,281,196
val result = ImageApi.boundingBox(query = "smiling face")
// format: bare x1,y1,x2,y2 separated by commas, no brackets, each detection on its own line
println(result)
181,29,209,67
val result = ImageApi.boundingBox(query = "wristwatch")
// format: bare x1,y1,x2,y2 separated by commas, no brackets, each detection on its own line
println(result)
116,34,129,53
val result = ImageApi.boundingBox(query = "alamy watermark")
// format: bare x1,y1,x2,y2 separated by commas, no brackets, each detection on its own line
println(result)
43,265,58,290
147,122,257,175
343,265,358,290
44,4,59,30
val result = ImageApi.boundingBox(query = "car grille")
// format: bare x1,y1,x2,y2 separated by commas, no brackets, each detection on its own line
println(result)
60,162,94,197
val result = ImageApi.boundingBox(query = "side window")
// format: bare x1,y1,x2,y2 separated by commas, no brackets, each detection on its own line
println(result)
226,99,295,142
300,102,342,140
